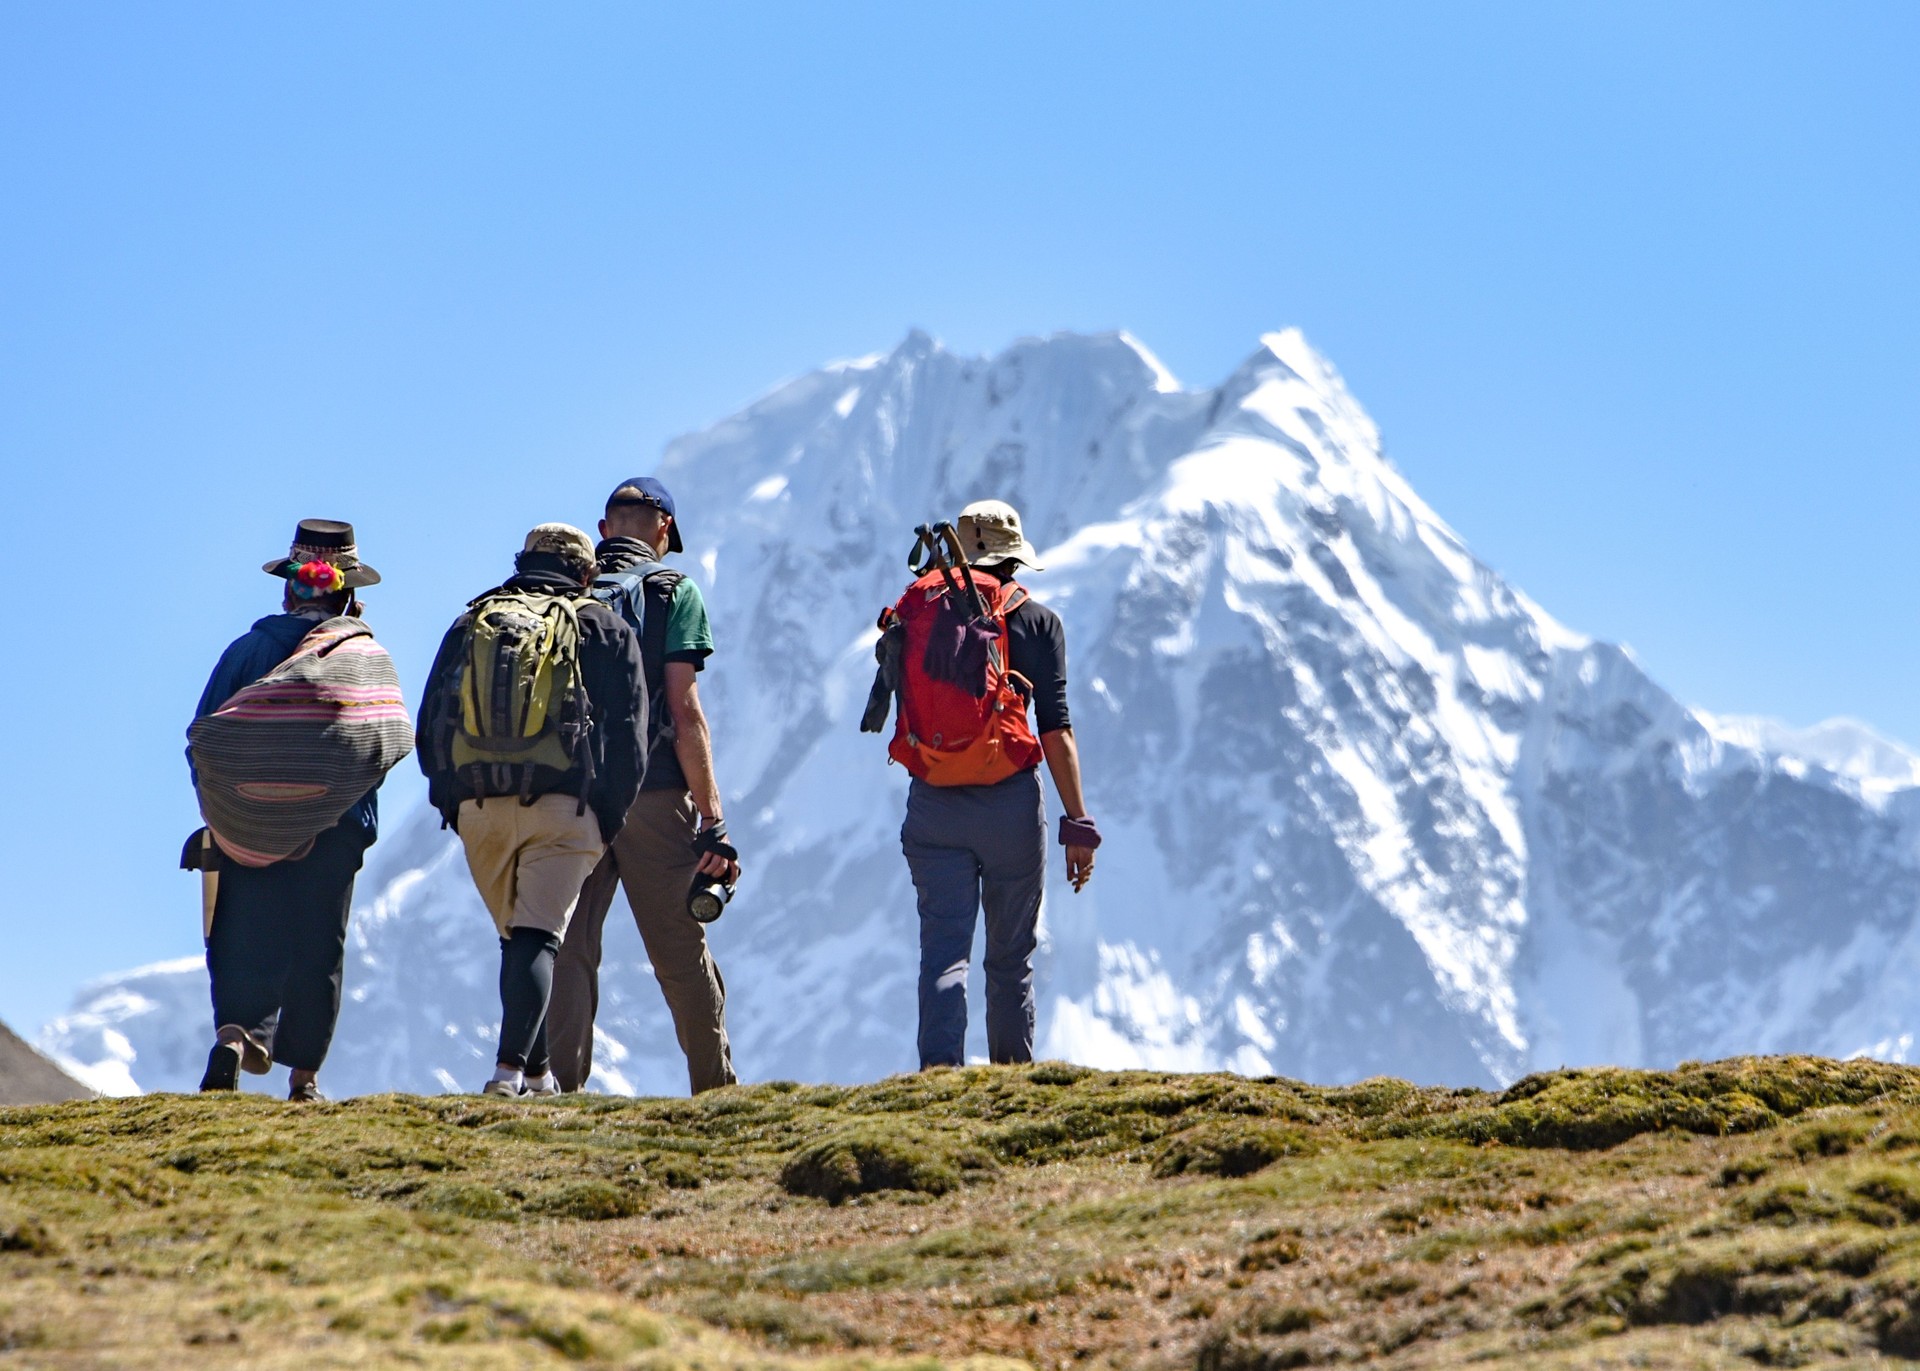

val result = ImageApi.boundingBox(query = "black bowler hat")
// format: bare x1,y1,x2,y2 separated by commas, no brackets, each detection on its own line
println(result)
261,519,382,589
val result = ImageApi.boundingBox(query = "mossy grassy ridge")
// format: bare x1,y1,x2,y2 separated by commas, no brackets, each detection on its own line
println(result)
1373,1056,1920,1151
5,1056,1920,1366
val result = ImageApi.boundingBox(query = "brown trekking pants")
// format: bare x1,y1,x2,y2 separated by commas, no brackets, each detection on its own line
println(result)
548,789,737,1094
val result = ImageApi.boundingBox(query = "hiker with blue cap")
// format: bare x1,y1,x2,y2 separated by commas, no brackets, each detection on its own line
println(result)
547,476,741,1095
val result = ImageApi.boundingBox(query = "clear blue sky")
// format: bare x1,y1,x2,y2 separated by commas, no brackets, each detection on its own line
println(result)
3,4,1916,1034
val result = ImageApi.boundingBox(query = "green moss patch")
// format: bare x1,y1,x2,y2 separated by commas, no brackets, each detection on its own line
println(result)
778,1127,993,1203
1377,1056,1919,1151
1153,1121,1320,1179
530,1179,647,1221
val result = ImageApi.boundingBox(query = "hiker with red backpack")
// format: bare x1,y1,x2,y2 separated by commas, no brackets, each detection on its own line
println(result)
547,477,741,1096
864,500,1100,1069
416,523,648,1098
186,520,412,1101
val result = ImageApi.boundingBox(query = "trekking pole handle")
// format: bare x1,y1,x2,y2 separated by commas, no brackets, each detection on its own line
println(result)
935,521,991,620
909,524,941,575
914,520,968,600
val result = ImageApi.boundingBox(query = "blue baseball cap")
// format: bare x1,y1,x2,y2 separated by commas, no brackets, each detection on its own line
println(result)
607,476,683,553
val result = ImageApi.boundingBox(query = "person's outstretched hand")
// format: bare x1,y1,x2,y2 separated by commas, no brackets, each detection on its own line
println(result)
1065,844,1095,892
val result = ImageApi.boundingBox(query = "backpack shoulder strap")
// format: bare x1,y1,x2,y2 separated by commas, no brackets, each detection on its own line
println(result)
634,562,685,598
465,583,515,612
593,564,682,627
592,569,646,599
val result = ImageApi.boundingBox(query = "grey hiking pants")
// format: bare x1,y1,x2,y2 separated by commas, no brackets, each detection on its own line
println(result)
548,790,736,1095
901,767,1046,1069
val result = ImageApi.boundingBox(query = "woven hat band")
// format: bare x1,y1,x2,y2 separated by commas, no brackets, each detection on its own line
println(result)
290,544,360,570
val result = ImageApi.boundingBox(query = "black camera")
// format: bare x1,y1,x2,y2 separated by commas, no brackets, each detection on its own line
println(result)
687,875,735,923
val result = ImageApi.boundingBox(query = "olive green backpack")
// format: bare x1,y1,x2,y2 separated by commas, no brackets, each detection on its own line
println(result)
450,589,595,807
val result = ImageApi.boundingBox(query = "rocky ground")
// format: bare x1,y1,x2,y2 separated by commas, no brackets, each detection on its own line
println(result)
4,1058,1920,1368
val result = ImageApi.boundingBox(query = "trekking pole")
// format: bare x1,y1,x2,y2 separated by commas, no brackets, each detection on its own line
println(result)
915,520,971,605
912,525,945,582
935,521,990,620
909,524,942,576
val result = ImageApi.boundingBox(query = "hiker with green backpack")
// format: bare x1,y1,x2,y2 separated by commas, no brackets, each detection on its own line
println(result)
186,520,412,1102
416,523,648,1098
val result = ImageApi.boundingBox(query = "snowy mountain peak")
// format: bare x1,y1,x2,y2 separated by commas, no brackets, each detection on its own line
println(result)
1112,330,1183,393
43,329,1920,1098
1699,713,1920,802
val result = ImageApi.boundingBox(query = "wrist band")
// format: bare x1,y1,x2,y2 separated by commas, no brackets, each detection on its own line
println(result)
1058,815,1102,850
691,822,738,862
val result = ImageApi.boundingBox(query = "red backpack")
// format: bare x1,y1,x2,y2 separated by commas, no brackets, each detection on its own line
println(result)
879,567,1043,787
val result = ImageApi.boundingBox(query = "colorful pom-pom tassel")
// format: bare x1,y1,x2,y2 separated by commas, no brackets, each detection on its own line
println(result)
295,559,345,592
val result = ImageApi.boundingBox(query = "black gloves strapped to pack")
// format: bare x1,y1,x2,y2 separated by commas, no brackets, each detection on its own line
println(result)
1058,815,1102,850
860,619,904,734
921,597,998,698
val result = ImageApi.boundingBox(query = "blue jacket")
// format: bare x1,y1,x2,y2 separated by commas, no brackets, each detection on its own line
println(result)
190,613,380,846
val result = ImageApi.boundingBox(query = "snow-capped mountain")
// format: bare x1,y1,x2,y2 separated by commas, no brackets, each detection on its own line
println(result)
44,329,1920,1095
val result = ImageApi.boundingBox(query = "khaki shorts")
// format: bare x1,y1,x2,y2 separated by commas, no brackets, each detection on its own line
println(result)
457,794,605,938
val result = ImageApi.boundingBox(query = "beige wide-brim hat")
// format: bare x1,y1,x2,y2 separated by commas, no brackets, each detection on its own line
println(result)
262,518,382,589
956,499,1044,571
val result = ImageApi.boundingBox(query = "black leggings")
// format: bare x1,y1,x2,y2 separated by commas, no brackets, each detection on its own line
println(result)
498,927,562,1074
205,819,366,1073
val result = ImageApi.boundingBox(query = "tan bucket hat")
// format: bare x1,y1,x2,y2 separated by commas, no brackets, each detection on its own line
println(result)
956,499,1044,571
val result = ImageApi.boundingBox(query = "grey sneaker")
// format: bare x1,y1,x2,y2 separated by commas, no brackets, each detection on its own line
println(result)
480,1079,523,1098
521,1074,559,1097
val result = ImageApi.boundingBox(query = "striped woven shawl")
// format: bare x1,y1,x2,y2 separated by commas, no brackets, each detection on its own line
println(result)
189,617,413,867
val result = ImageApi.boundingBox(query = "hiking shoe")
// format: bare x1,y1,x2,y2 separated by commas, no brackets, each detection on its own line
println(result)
480,1079,523,1098
287,1079,323,1104
199,1043,241,1092
521,1074,558,1097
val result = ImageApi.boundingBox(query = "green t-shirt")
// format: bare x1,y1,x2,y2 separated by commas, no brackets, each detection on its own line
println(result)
664,576,714,667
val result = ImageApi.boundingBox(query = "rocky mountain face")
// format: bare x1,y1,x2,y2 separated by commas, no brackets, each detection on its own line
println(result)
0,1017,91,1104
42,329,1920,1096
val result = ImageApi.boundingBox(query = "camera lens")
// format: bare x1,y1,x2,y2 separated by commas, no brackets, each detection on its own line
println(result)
687,875,733,923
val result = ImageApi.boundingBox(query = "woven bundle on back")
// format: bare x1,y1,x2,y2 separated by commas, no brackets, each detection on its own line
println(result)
189,618,414,867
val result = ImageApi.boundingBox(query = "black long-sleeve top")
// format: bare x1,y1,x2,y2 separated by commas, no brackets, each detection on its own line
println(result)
1004,594,1071,736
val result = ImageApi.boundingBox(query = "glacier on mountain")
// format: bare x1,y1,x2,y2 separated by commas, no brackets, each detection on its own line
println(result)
43,328,1920,1096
